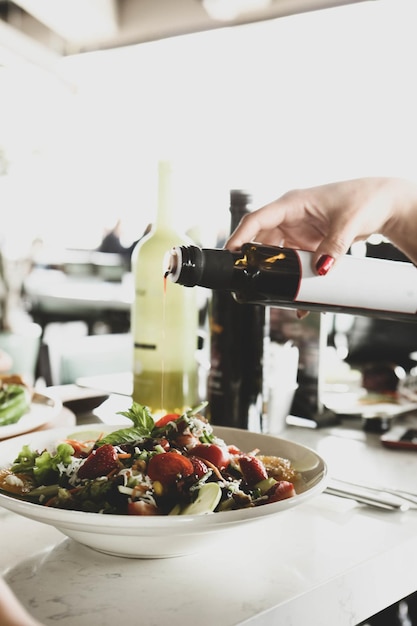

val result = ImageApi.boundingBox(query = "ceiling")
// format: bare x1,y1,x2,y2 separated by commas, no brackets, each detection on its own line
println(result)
0,0,372,62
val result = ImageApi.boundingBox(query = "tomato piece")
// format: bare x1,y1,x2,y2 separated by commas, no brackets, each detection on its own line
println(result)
155,437,171,451
154,413,181,428
189,443,230,471
147,451,194,486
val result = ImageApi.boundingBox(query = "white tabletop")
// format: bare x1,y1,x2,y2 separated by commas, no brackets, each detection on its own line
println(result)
1,397,417,626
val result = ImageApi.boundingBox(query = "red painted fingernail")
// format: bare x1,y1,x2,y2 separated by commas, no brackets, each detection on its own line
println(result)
316,255,335,276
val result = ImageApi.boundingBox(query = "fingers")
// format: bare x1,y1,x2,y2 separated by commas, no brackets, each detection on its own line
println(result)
311,220,360,274
225,183,366,278
224,214,262,250
225,202,285,251
315,255,335,276
0,578,42,626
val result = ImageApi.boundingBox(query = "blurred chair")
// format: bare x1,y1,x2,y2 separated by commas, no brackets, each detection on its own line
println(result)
0,322,42,384
42,327,132,385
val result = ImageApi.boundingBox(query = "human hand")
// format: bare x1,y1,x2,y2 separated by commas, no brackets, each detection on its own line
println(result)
0,578,43,626
225,177,417,272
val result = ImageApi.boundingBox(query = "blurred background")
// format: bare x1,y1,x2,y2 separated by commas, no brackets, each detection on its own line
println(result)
1,0,416,391
2,0,417,253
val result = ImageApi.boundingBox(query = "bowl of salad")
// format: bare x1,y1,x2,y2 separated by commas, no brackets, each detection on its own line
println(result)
0,402,327,558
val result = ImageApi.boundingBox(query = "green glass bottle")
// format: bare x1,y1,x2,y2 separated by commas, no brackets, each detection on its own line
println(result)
131,161,199,417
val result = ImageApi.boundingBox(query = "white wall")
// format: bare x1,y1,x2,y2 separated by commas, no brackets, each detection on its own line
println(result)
1,0,416,255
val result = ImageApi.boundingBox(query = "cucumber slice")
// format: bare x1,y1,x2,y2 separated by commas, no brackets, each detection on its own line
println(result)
168,503,183,516
180,483,222,516
66,430,104,442
254,477,277,495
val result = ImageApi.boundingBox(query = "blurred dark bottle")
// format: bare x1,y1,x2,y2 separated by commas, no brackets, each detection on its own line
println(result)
206,190,266,430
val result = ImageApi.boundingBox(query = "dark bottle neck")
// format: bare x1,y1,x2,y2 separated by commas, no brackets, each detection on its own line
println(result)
167,243,301,300
229,189,252,233
168,246,239,288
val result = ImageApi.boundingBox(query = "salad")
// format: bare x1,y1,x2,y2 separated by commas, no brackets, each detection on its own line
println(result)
0,402,299,516
0,375,31,427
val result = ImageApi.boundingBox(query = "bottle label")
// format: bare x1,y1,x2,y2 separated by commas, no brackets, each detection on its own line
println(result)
296,251,417,314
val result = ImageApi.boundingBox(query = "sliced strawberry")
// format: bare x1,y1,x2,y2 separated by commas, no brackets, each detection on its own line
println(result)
77,444,119,480
265,480,296,503
238,454,268,486
147,451,194,487
189,456,209,479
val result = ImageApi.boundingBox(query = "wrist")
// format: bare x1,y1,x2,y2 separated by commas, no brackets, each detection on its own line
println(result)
383,178,417,265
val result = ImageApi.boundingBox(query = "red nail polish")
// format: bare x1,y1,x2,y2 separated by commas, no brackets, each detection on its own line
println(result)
316,255,335,276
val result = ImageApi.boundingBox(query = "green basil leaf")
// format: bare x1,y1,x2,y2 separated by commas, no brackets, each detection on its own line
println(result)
96,426,150,447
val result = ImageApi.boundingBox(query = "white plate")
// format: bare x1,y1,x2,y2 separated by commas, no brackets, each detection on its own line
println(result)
323,390,417,417
0,425,327,558
0,391,62,440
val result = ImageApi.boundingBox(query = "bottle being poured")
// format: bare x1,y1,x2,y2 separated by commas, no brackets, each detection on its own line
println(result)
164,243,417,322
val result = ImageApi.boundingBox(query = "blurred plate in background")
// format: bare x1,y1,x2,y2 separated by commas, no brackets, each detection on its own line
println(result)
0,391,62,440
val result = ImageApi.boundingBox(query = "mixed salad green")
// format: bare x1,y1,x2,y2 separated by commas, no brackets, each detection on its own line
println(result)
0,383,31,426
0,402,298,516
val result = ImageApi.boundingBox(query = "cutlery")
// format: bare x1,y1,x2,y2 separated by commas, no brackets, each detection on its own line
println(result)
325,481,411,511
32,392,56,407
330,478,417,507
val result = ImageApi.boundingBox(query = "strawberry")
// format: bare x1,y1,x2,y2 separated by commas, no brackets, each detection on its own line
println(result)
238,454,268,486
265,480,296,503
147,451,194,487
77,444,119,480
